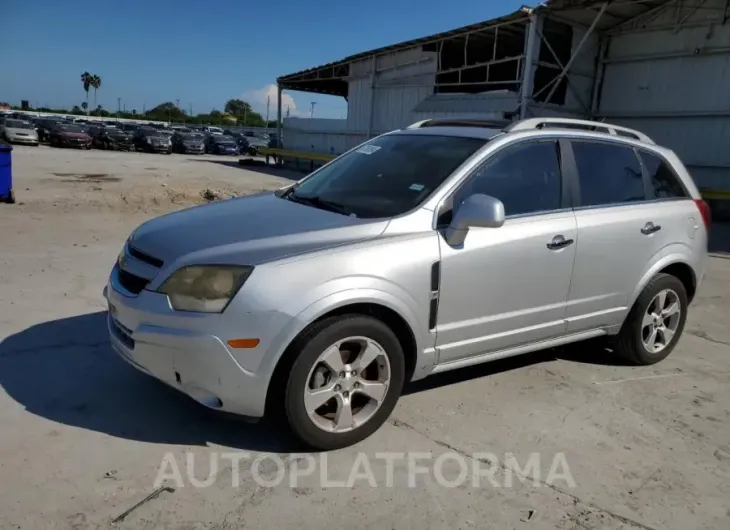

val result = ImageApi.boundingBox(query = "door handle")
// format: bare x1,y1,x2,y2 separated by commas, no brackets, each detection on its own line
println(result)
641,222,662,235
546,235,574,250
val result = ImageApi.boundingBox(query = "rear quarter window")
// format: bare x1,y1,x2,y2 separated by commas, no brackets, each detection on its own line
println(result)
639,151,688,199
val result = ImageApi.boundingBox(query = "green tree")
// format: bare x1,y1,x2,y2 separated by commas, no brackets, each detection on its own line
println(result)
146,101,186,122
81,102,88,112
80,71,92,115
224,98,252,121
71,105,82,114
91,74,102,110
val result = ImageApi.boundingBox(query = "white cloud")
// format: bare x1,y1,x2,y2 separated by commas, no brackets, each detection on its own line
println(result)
241,84,299,118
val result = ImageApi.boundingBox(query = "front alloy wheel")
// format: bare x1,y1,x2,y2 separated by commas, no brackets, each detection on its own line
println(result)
304,336,391,434
284,315,405,450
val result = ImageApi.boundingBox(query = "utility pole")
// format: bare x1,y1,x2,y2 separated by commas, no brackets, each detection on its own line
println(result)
265,95,270,131
117,97,121,118
310,102,316,119
286,105,290,118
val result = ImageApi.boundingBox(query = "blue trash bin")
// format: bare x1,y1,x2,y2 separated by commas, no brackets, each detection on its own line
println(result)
0,143,14,204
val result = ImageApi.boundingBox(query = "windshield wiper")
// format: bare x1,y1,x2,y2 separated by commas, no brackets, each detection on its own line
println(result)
288,192,354,216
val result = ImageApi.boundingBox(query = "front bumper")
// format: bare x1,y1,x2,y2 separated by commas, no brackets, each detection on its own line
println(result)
58,137,91,148
103,268,286,418
8,136,39,145
182,145,205,154
109,140,134,151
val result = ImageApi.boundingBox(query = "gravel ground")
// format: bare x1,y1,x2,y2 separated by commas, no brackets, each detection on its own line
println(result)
1,145,729,530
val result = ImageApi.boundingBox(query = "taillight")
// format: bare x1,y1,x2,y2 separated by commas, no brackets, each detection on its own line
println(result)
694,199,711,230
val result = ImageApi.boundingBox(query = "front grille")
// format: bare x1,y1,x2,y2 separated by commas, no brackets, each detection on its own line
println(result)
128,245,164,267
118,268,149,295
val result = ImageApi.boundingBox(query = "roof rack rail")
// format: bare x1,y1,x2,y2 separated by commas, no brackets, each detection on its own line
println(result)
504,118,654,144
406,115,513,130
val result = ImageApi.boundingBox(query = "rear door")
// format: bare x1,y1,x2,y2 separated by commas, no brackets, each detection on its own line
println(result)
563,140,682,333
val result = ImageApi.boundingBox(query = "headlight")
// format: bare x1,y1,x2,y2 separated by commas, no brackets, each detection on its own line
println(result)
157,265,253,313
146,137,152,144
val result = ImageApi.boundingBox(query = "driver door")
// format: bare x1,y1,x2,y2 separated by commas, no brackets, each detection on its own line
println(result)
435,139,577,364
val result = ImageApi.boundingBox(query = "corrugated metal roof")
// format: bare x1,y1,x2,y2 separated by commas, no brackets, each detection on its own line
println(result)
277,0,674,94
277,7,531,86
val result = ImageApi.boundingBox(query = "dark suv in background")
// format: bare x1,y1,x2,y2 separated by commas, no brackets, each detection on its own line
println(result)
89,125,135,151
133,128,172,153
172,132,206,154
204,134,239,155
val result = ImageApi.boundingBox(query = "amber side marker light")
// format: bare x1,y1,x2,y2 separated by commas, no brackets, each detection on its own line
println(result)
227,338,260,349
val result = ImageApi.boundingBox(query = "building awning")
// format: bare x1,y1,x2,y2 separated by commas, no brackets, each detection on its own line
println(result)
276,1,674,97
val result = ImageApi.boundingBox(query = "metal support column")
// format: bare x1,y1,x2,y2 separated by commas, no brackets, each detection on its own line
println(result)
540,2,608,111
519,13,540,119
366,55,376,139
276,84,283,148
590,37,608,118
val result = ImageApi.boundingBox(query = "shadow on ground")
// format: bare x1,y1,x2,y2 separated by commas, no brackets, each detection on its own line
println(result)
188,158,303,181
0,311,624,451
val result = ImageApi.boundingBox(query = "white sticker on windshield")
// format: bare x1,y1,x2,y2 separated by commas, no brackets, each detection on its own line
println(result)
356,145,381,155
409,183,425,192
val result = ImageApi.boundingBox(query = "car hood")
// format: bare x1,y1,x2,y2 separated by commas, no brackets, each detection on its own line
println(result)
7,127,37,136
60,132,89,139
128,192,388,266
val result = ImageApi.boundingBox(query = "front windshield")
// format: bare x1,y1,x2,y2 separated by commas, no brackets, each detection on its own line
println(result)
215,137,235,144
183,133,203,139
6,120,33,129
290,134,486,219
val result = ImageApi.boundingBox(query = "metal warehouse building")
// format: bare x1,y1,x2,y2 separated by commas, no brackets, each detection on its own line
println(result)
274,0,730,195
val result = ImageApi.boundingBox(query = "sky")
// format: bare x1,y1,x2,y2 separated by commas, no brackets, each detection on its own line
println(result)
1,0,526,119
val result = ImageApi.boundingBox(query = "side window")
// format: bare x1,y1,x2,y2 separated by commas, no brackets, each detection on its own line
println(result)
639,151,687,199
453,140,562,217
572,141,645,207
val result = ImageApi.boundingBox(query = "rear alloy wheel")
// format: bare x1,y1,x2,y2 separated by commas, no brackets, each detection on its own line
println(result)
614,273,688,365
284,316,405,450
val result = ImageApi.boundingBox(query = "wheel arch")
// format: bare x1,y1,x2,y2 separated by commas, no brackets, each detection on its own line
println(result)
629,252,698,310
264,299,422,417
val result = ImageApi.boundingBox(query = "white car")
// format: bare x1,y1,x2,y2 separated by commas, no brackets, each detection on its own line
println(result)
0,119,39,145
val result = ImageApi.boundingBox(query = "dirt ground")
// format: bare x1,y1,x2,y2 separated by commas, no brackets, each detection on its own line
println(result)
1,145,729,530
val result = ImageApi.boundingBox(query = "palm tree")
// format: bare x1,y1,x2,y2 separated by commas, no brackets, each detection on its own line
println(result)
80,72,92,115
91,75,102,111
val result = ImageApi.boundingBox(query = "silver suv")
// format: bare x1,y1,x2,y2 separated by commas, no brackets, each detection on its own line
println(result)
105,117,710,450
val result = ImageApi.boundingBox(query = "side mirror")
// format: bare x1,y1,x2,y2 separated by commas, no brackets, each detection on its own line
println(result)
444,194,505,246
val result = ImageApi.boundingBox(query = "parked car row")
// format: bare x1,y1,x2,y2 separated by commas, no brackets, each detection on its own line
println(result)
1,114,280,157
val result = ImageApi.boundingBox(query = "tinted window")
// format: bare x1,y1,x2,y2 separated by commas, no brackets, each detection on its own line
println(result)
291,134,487,218
640,152,687,199
454,140,562,216
572,141,645,207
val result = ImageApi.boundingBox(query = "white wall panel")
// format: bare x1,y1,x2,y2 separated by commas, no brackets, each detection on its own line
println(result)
600,0,730,189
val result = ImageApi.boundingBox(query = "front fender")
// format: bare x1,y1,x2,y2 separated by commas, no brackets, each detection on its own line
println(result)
257,287,432,388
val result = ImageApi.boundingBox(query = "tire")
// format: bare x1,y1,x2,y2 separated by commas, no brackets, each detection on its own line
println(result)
613,273,688,365
283,315,405,451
